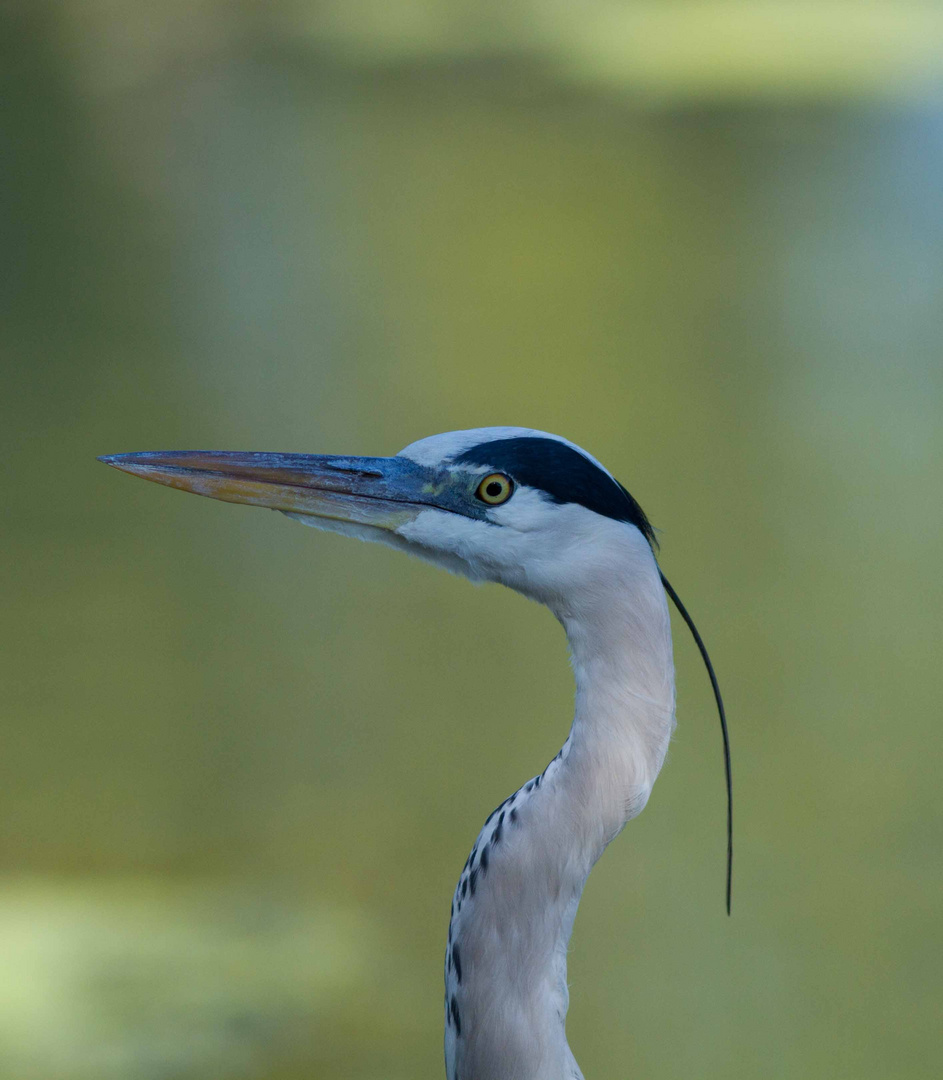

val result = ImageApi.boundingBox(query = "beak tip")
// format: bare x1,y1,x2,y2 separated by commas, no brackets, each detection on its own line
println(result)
98,453,148,475
99,454,135,474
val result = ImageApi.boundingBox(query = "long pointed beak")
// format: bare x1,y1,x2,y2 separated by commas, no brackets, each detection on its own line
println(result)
98,450,444,531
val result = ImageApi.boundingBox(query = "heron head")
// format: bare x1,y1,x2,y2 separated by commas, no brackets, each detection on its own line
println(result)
100,427,658,611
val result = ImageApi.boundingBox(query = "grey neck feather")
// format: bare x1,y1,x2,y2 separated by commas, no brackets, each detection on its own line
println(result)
447,552,676,1080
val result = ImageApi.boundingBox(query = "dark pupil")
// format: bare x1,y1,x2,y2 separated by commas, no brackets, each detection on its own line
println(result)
486,480,503,498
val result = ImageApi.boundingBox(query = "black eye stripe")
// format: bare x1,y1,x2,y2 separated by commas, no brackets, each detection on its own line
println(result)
455,437,655,545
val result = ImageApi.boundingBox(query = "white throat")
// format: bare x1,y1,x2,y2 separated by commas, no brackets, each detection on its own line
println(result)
444,534,675,1080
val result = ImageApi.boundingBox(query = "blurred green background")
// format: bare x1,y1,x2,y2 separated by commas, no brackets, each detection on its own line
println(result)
3,2,942,1078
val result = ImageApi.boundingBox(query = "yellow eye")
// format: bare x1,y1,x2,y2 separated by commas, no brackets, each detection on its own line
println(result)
475,473,514,506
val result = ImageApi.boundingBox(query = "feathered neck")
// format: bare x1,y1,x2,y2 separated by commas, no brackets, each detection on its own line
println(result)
445,538,676,1080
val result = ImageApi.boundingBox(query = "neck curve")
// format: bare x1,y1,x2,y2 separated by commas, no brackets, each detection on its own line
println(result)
558,546,676,839
445,539,675,1080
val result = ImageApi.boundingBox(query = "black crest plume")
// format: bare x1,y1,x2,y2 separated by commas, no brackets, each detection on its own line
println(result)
660,572,733,915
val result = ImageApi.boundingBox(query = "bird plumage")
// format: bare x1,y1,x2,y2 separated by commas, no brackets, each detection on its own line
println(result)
99,426,728,1080
441,517,674,1080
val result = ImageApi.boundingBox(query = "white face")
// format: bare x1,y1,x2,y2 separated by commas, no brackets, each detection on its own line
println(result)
386,428,657,611
394,486,653,610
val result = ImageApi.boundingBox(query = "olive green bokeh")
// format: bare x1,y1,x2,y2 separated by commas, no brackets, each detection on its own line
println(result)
2,4,942,1079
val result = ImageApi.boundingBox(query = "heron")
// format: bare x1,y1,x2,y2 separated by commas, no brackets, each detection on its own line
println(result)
100,426,731,1080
